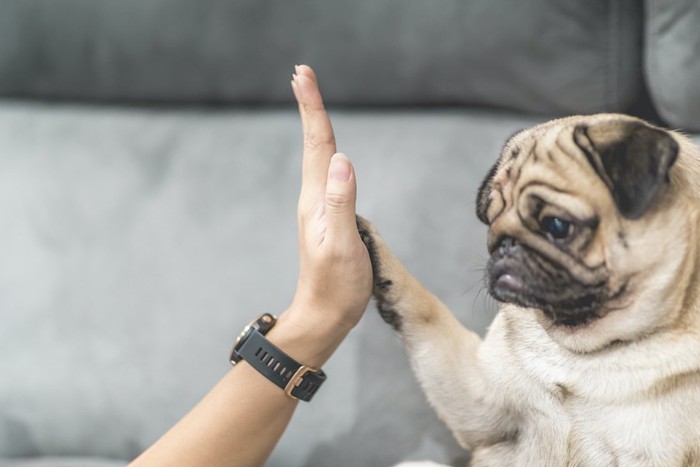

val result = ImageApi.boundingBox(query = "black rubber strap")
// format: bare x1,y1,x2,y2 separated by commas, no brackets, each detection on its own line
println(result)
236,329,326,402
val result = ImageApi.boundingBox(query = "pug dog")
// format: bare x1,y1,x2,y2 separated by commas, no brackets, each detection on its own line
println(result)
357,114,700,466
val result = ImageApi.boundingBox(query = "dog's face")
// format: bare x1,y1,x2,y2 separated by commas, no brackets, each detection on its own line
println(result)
477,114,700,352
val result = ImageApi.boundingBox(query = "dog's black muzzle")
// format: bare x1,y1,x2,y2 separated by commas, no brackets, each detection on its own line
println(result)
487,236,608,327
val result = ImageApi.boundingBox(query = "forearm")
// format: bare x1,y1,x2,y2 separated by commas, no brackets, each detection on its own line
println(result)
130,307,350,467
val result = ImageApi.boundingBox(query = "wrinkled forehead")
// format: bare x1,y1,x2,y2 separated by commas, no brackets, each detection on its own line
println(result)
490,115,626,196
501,113,644,161
502,116,580,158
479,112,681,225
497,120,570,178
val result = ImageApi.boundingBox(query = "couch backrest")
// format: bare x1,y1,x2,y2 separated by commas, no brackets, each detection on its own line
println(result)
0,0,643,115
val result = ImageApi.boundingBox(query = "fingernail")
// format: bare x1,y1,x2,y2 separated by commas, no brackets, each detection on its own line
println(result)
295,64,301,75
330,153,352,182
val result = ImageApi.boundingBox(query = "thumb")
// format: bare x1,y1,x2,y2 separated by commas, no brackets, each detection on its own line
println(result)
325,153,358,237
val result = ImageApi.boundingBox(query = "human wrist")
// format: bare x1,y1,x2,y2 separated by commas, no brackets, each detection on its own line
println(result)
264,304,354,369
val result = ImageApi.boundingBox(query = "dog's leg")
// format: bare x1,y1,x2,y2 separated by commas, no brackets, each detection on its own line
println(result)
357,216,518,450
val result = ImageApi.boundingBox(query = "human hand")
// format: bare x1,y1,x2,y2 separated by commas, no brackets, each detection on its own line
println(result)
129,67,374,467
284,65,373,345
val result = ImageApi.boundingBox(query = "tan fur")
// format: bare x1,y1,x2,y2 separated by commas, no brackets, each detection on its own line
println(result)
361,114,700,466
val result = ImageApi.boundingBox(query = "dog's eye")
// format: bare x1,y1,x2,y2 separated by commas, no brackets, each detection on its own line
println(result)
540,216,572,240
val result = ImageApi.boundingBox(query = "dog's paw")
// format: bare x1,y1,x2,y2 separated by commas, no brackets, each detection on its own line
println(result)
356,215,403,331
356,215,393,292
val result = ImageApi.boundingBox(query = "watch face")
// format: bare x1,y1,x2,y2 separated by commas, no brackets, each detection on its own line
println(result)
238,324,253,344
229,314,277,365
230,326,254,364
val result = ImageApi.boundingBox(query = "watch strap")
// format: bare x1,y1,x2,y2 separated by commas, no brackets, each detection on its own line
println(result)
236,329,326,402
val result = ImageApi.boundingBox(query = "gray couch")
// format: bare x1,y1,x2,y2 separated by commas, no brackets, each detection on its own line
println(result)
1,1,699,466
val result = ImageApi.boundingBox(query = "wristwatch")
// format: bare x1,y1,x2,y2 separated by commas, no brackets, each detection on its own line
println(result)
230,313,327,402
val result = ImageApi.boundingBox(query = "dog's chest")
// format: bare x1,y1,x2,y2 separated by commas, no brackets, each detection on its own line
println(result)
488,365,700,466
551,390,699,465
484,311,700,465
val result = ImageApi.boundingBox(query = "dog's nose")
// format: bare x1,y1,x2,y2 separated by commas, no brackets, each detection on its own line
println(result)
497,236,518,255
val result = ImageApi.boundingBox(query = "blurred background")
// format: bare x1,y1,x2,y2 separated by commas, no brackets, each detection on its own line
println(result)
1,1,699,466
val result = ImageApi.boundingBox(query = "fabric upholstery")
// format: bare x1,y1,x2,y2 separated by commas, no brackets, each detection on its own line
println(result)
645,0,700,131
0,102,545,466
4,2,695,466
2,109,698,466
0,0,642,114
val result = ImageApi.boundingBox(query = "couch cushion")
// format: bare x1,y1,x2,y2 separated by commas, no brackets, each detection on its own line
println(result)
0,100,546,465
0,0,642,114
645,0,700,131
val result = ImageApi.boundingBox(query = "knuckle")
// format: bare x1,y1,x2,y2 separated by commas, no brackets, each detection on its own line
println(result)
298,197,321,221
325,191,350,212
297,202,311,220
304,129,335,150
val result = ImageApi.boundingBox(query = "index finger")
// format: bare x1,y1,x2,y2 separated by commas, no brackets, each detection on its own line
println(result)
291,65,337,199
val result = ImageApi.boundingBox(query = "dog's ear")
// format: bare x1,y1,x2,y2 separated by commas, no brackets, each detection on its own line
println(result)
573,120,679,219
476,161,499,224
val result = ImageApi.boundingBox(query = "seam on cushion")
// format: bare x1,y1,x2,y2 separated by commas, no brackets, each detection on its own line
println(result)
644,0,678,126
645,0,663,121
606,0,619,111
604,0,611,110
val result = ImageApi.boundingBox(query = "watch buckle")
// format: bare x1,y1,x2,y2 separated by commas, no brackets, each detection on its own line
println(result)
284,365,315,399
